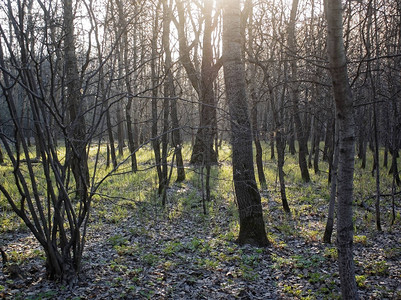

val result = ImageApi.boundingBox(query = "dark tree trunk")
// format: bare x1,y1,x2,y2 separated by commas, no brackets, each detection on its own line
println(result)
163,0,185,182
323,120,338,244
0,145,4,165
223,0,269,247
389,93,400,186
277,130,290,213
247,4,267,190
288,116,296,155
313,119,320,174
64,0,89,199
116,99,125,157
189,0,218,165
117,0,137,172
150,3,164,198
106,143,110,169
175,0,221,165
106,109,117,168
288,0,310,182
323,112,334,162
270,135,275,159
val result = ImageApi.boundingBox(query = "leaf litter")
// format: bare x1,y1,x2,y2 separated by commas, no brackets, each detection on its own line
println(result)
0,180,400,299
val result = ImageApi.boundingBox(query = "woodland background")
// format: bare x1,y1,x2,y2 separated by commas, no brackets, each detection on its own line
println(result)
0,0,400,299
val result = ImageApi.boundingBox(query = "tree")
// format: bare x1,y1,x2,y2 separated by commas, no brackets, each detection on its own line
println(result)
175,0,222,165
116,0,138,172
245,0,267,190
223,0,269,247
64,0,90,199
162,0,185,182
287,0,310,183
0,144,4,165
323,120,339,243
325,0,359,297
0,0,94,284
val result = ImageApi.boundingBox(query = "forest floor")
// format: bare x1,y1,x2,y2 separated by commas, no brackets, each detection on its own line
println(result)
0,145,400,299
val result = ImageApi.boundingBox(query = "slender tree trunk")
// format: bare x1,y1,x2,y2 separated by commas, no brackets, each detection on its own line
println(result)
116,95,125,157
64,0,89,200
247,2,267,190
366,0,382,231
313,118,320,174
288,0,310,182
277,130,290,213
161,91,169,205
163,0,185,182
308,114,315,168
106,109,117,168
325,0,359,297
223,0,269,247
288,116,296,155
93,0,117,169
323,120,338,243
323,112,334,162
116,0,137,172
389,97,400,186
0,145,4,165
151,3,163,198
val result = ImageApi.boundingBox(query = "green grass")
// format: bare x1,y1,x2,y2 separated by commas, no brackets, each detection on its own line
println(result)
0,140,399,299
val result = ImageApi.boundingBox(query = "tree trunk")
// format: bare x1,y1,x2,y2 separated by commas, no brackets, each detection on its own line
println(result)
64,0,89,200
288,116,296,155
313,118,320,174
175,0,221,165
288,0,310,182
247,1,267,190
150,3,164,198
277,130,290,213
323,111,334,162
117,0,137,172
323,120,338,244
189,0,218,165
325,0,359,297
0,145,4,165
223,0,269,247
163,0,185,182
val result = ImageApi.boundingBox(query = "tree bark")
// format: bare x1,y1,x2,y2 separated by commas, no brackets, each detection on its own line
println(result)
223,0,269,247
325,0,359,298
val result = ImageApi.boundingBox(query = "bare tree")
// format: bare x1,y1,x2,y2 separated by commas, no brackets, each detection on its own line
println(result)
223,0,269,247
0,0,95,284
175,0,222,165
245,0,267,190
287,0,310,183
64,0,90,198
325,0,359,297
162,0,185,182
